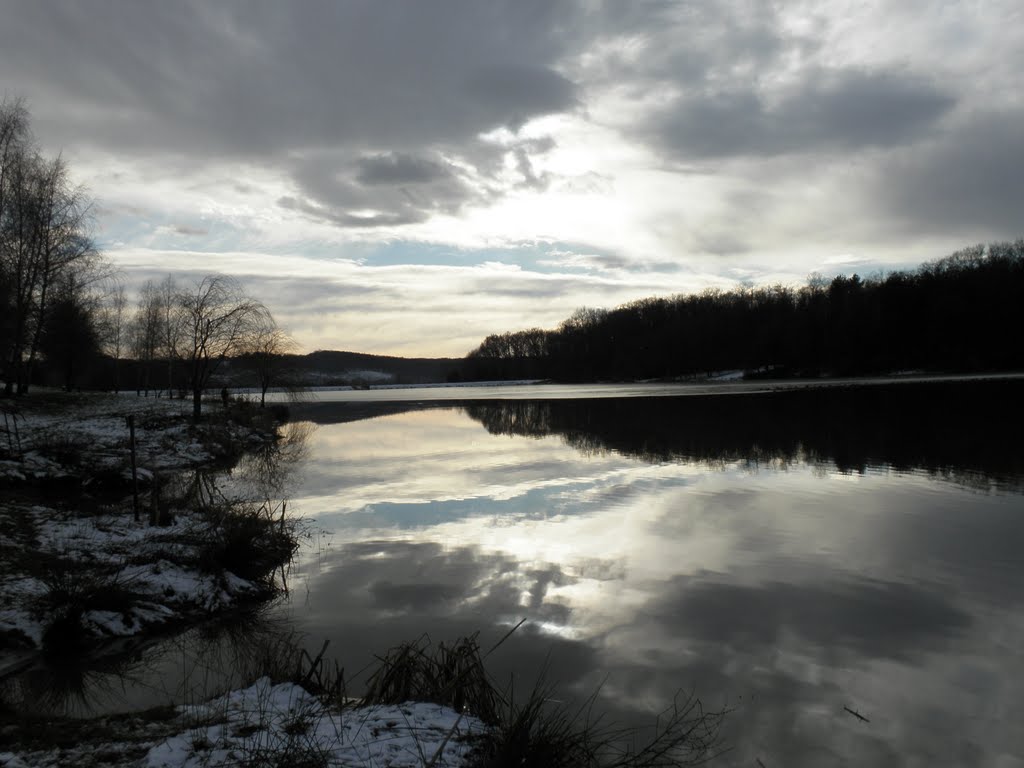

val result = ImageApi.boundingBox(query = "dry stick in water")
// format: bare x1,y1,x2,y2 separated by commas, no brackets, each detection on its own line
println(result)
843,706,870,723
299,639,332,691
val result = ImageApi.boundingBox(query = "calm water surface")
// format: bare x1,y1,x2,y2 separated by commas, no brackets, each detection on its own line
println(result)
5,380,1023,766
273,380,1024,767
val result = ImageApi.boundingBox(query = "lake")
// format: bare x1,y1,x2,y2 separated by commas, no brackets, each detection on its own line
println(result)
7,378,1024,766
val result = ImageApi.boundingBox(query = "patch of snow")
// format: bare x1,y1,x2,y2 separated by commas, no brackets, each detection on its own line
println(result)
707,370,746,381
146,678,486,768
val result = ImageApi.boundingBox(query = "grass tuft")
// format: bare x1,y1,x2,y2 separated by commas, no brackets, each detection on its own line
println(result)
356,630,727,768
362,633,500,724
35,557,136,651
31,431,92,468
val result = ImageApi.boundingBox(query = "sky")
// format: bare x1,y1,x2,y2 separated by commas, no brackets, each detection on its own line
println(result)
1,1,1021,357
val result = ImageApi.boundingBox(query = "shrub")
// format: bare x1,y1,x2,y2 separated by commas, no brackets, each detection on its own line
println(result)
362,633,500,725
31,432,91,468
35,557,135,651
199,501,299,584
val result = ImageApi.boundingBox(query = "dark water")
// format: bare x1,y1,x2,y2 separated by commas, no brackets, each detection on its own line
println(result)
5,379,1024,766
278,380,1024,767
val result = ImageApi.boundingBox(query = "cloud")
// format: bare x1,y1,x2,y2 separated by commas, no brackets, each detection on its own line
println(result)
304,538,581,631
465,65,577,130
871,110,1024,239
105,246,682,356
647,576,971,659
282,150,479,228
278,194,429,229
355,153,454,186
1,1,580,155
3,0,1022,355
172,224,209,237
0,0,581,230
650,68,956,161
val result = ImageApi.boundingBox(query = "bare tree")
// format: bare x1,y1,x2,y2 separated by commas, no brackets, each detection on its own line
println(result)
245,316,298,407
130,279,163,396
174,274,269,419
159,274,179,397
0,101,26,383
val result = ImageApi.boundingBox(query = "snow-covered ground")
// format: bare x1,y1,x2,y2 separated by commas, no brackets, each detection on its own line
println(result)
147,679,485,768
0,678,487,767
0,391,283,669
0,501,266,658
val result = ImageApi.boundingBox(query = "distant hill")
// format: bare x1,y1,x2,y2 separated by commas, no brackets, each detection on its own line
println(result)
73,348,476,394
268,350,471,386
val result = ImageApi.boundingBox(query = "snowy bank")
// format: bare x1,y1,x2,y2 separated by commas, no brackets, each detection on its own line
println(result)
0,679,485,768
0,391,295,667
146,678,485,768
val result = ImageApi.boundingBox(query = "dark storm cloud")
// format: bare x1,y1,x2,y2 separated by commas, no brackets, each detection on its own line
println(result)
651,69,956,160
0,0,579,156
0,0,578,225
873,110,1024,238
355,153,453,187
465,65,577,128
576,2,950,159
0,1,956,174
283,150,477,227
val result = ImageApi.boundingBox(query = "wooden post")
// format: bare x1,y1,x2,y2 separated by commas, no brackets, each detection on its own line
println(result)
149,471,160,526
127,414,140,522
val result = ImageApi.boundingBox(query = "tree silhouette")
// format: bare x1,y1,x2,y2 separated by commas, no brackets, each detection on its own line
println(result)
466,241,1024,382
173,274,269,419
39,275,102,391
244,315,298,407
1,99,103,395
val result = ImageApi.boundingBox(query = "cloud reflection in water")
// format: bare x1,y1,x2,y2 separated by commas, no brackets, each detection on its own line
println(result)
281,391,1024,766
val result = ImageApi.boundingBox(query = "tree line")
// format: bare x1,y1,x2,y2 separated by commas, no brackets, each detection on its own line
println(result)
466,242,1024,381
1,100,293,417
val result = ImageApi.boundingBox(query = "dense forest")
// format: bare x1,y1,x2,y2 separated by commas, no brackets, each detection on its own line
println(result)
465,242,1024,381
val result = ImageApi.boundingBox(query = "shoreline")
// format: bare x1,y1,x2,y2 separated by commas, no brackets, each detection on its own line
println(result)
286,370,1024,425
0,390,297,674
